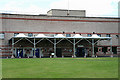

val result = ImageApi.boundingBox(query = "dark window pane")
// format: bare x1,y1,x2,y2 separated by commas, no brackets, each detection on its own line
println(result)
14,33,19,36
28,33,33,37
66,34,71,37
97,34,101,37
87,34,92,37
112,47,117,54
106,34,111,37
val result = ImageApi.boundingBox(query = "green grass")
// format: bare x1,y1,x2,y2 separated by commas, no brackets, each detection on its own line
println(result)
2,57,118,78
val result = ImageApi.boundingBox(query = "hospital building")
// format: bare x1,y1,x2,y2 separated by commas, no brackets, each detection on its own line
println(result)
0,9,119,58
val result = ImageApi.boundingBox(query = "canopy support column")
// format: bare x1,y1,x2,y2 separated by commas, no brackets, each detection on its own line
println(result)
33,36,36,58
54,38,57,58
92,39,95,57
110,39,113,57
11,37,14,58
73,38,76,58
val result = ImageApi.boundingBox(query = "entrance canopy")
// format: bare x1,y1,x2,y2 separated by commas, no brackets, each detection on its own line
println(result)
15,33,28,37
10,33,112,58
36,34,47,38
12,33,111,40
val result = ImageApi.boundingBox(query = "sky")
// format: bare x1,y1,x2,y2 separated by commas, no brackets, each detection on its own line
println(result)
0,0,119,17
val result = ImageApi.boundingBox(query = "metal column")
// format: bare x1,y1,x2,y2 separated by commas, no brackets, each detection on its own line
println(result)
11,37,14,58
40,48,41,58
110,39,113,57
33,36,36,58
54,38,56,58
92,39,95,57
73,38,76,57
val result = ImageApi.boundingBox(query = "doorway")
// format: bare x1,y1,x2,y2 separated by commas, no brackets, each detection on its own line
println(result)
16,49,23,58
33,48,40,58
35,49,40,58
76,47,85,57
56,48,62,57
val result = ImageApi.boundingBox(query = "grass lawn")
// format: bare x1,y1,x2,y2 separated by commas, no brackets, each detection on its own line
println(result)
2,57,118,78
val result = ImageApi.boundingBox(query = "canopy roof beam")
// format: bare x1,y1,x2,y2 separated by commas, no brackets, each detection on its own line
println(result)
75,38,83,45
13,38,24,45
46,38,54,44
65,38,73,44
56,38,64,44
25,38,34,44
84,38,92,44
35,38,44,45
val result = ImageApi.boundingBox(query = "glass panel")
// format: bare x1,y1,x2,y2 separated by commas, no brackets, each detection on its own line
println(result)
106,34,110,37
0,33,4,39
87,34,92,37
28,33,33,37
66,34,71,37
97,34,101,37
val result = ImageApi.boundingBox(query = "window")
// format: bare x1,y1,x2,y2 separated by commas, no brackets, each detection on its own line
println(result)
112,47,117,54
103,47,107,53
14,33,19,37
28,33,33,37
66,34,71,37
116,35,119,38
106,34,111,37
0,33,5,39
97,34,101,37
87,34,92,37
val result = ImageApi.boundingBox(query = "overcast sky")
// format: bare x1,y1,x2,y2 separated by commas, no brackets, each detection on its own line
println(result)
0,0,119,17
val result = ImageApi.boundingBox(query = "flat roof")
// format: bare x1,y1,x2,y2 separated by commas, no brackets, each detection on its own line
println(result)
47,9,86,13
0,13,119,19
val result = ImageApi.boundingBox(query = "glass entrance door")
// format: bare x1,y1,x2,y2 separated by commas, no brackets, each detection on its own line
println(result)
16,49,23,58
